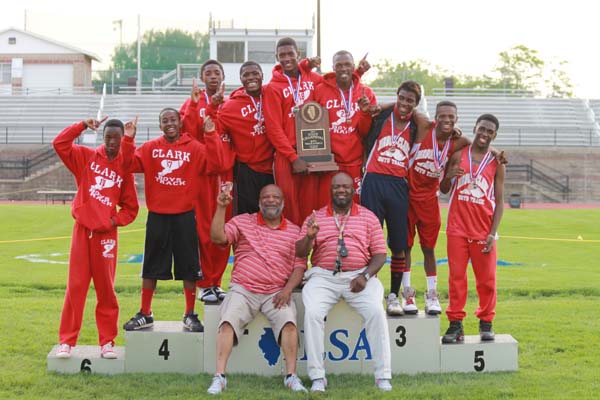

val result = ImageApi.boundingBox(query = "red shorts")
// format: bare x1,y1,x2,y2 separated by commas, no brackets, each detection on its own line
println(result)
407,195,441,249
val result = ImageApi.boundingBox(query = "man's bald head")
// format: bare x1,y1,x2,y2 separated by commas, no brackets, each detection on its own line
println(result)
330,172,354,209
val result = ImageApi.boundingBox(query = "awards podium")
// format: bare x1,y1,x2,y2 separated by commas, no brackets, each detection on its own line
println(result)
48,291,518,375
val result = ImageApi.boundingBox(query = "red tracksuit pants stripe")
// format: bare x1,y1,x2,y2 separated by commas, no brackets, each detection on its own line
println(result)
445,234,497,322
59,223,119,346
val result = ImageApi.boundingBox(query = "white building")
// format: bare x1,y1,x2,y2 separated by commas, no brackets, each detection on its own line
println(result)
0,27,100,95
208,25,314,87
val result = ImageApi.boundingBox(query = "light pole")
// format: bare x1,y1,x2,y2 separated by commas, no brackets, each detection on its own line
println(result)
112,19,123,45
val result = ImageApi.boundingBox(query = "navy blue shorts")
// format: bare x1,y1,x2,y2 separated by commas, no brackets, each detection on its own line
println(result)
142,210,202,281
360,172,409,253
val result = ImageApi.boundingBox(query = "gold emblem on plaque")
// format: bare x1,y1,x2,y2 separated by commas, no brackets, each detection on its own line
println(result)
301,103,322,124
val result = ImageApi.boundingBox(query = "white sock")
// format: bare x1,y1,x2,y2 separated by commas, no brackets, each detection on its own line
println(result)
402,271,411,290
426,275,438,292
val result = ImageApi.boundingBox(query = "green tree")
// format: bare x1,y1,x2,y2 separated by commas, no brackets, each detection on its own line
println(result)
111,28,209,70
369,59,445,94
494,45,544,93
545,60,574,98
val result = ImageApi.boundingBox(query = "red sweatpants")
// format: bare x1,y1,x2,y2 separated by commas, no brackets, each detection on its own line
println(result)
195,173,232,289
273,153,321,226
445,234,497,322
317,163,362,207
59,223,119,347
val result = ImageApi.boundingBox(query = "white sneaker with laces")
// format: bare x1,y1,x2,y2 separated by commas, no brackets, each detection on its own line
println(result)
213,286,227,301
200,287,218,302
376,379,393,391
386,293,404,316
100,343,117,359
424,289,442,315
207,374,227,395
310,378,327,392
56,344,71,359
284,374,308,392
402,287,418,314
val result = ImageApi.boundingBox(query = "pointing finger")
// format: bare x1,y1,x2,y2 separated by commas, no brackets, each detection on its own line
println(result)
360,52,369,62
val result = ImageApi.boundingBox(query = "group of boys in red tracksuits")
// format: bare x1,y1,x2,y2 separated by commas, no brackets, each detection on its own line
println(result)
53,36,505,360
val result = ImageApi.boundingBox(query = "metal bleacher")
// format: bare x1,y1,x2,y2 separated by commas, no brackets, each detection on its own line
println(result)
0,94,189,144
425,96,600,147
1,92,600,146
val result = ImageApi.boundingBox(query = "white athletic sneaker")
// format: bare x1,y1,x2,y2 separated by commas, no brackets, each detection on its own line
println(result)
310,378,327,392
284,374,308,392
207,374,227,395
386,293,404,316
56,343,71,359
424,289,442,315
402,287,418,314
213,286,227,301
200,287,218,303
376,379,393,391
100,343,117,359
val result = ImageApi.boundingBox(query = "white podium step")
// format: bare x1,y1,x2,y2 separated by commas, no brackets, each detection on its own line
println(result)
47,292,519,376
440,334,518,373
203,293,443,376
387,313,441,374
124,321,204,374
47,345,125,374
204,303,284,375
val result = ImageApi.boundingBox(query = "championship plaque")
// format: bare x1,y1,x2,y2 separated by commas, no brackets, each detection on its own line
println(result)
295,101,338,172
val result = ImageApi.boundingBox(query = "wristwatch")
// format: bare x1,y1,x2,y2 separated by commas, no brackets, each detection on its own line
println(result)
362,271,371,281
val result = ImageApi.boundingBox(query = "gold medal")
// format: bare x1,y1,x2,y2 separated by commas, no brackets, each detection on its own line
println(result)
345,117,352,125
389,147,396,153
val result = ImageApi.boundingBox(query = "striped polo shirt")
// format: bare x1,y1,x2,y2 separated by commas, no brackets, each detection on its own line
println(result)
301,202,387,272
225,212,307,294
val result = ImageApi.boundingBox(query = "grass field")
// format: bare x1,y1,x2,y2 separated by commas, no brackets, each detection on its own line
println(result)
0,204,599,399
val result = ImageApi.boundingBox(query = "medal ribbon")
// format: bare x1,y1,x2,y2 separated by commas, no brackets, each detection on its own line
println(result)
468,145,493,185
284,72,303,106
247,92,263,122
432,127,451,171
390,116,411,149
338,84,354,120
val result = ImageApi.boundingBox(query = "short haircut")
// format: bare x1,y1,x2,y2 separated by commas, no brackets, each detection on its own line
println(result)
476,113,500,131
158,107,180,122
435,100,457,114
201,59,224,76
103,118,124,135
332,50,353,63
240,61,262,75
397,80,422,105
276,37,298,51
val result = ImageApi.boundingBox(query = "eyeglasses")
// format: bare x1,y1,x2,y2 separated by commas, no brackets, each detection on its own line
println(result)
333,238,348,275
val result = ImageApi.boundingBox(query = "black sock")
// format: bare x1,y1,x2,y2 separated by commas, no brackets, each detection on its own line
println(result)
390,272,403,295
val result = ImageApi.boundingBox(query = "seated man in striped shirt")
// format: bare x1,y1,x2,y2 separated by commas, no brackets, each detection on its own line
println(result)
207,184,308,395
296,172,393,393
